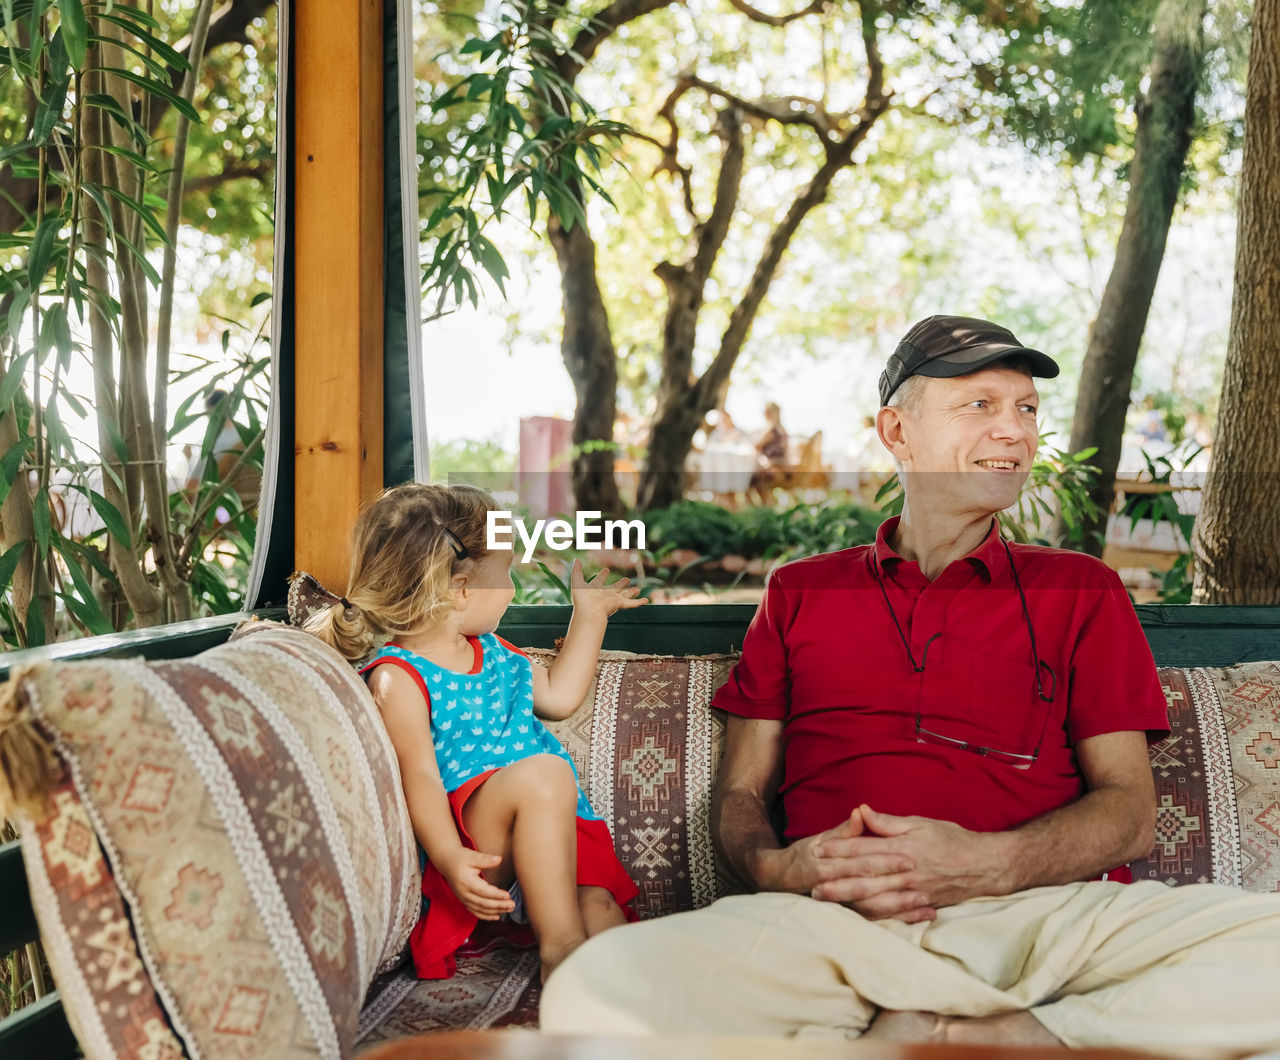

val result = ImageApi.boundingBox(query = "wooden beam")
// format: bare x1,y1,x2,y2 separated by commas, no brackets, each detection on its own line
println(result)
292,0,384,591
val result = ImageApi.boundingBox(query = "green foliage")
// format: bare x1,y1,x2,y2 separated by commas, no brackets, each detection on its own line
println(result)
642,499,883,562
176,6,276,246
644,500,740,558
1,0,270,645
1115,442,1202,603
420,0,630,314
510,558,572,604
429,434,516,479
1010,444,1106,548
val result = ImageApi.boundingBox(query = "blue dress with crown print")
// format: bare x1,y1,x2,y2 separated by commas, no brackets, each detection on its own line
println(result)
370,634,598,818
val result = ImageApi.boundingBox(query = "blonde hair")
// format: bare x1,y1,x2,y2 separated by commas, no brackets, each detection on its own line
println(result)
306,482,498,662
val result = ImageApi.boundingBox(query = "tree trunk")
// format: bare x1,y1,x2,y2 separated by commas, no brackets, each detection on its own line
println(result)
548,216,624,517
82,65,166,628
1063,0,1207,555
1192,0,1280,604
636,126,878,511
0,401,45,645
635,29,889,511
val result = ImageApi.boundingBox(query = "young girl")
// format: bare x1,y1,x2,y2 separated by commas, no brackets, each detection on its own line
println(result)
307,483,644,981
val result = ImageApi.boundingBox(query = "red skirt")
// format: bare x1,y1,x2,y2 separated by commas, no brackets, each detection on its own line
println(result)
409,769,639,979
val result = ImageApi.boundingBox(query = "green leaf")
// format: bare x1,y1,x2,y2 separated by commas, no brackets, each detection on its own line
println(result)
0,349,33,411
42,399,73,457
26,2,45,74
58,533,115,583
58,589,114,636
88,488,132,547
102,185,169,248
89,32,174,81
0,540,29,591
94,142,155,172
52,302,73,362
0,141,33,166
0,436,30,507
102,4,165,31
57,0,88,67
472,234,509,293
84,91,135,126
28,216,60,288
24,595,46,647
80,183,116,235
534,560,570,598
116,231,163,285
249,290,271,307
465,75,494,102
101,66,199,122
60,388,86,419
32,72,70,145
95,12,186,69
100,410,128,465
32,485,52,556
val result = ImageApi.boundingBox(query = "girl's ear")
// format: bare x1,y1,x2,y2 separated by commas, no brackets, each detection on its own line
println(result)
451,571,470,608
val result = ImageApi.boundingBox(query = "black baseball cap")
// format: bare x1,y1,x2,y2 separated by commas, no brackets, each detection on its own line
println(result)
878,315,1060,406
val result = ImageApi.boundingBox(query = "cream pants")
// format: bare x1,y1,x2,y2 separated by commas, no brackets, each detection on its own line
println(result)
539,882,1280,1058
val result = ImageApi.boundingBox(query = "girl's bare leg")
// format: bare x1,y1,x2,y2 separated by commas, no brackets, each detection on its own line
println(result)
578,885,626,937
461,755,585,979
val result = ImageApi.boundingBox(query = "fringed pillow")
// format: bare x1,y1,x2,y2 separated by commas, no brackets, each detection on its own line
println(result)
0,622,419,1060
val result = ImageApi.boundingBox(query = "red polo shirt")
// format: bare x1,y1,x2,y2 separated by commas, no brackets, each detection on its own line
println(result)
712,517,1170,841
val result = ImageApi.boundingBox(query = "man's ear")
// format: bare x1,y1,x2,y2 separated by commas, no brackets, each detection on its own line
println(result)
877,406,911,464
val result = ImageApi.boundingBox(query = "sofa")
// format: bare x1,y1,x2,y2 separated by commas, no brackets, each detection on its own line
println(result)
3,609,1279,1058
354,649,1280,1050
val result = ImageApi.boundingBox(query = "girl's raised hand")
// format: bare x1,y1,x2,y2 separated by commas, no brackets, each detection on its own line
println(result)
440,849,517,921
570,560,646,619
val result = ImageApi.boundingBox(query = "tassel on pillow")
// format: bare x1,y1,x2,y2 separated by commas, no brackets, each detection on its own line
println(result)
0,668,59,822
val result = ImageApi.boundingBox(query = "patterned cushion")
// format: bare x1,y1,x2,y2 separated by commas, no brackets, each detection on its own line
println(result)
1129,662,1280,892
7,622,420,1060
355,650,737,1046
540,650,738,918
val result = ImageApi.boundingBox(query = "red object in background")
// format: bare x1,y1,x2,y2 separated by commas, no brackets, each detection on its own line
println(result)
518,416,574,520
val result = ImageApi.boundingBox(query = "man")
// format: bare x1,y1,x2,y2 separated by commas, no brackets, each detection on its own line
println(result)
540,315,1280,1056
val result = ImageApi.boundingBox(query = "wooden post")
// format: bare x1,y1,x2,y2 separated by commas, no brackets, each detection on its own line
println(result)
292,0,384,592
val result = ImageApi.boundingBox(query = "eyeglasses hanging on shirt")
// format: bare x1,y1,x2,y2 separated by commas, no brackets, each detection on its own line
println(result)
873,536,1056,769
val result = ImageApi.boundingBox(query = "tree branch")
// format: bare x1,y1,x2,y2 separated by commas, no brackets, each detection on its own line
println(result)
691,106,745,287
724,0,826,28
620,127,696,220
653,105,746,401
681,73,853,144
561,0,682,82
697,19,889,402
156,0,275,122
182,159,274,194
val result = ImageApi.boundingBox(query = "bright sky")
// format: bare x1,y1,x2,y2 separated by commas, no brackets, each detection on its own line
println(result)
420,180,1236,470
44,141,1236,483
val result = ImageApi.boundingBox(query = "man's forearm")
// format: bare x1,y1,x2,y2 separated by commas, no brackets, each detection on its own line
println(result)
712,787,787,892
997,784,1157,894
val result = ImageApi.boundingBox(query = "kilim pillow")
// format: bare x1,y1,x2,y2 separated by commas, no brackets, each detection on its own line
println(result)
0,621,420,1060
535,649,739,919
1129,661,1280,893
